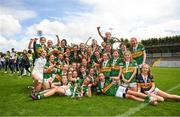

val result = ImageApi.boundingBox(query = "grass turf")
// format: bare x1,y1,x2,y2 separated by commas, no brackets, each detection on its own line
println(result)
0,67,180,116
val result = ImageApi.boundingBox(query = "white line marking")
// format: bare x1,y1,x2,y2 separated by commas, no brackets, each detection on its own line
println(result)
166,84,180,92
117,84,180,117
118,103,148,117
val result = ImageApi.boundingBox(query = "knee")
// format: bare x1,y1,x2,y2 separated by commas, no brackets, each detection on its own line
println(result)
54,86,59,91
159,97,164,102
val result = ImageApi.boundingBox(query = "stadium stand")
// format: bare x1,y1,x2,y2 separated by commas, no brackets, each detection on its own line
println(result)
141,35,180,67
146,57,159,67
157,60,180,67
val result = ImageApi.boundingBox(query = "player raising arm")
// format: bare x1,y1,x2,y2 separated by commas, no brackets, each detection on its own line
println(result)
97,26,120,46
31,50,47,94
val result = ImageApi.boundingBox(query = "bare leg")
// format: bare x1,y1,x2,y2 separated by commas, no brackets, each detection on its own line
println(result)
43,88,58,97
32,87,66,100
51,83,58,88
129,87,137,92
157,90,180,101
126,94,144,102
32,80,38,93
35,82,42,92
39,89,50,94
149,93,164,102
126,93,158,105
44,87,66,97
127,90,148,98
56,87,66,95
127,90,158,105
32,74,43,92
42,82,51,90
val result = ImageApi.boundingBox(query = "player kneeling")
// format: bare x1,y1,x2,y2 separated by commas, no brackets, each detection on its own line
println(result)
96,73,158,105
31,75,92,100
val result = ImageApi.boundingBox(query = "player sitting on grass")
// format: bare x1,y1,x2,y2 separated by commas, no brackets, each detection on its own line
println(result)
31,75,92,100
96,73,158,105
120,51,138,91
137,64,180,102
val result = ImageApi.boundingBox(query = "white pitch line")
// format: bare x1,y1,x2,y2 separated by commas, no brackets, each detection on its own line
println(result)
166,84,180,92
117,84,180,117
117,103,148,117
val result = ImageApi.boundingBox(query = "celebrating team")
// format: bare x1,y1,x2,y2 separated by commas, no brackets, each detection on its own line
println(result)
27,27,180,105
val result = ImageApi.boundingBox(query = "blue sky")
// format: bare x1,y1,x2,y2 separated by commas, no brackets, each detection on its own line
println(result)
0,0,180,52
1,0,91,34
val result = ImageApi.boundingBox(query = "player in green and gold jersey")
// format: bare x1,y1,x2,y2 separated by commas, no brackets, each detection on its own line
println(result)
120,51,137,91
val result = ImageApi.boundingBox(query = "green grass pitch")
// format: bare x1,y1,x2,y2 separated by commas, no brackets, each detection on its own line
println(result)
0,67,180,116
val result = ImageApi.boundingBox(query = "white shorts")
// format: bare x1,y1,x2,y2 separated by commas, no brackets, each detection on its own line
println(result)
65,89,72,96
32,72,43,83
32,67,43,75
151,88,160,94
121,82,137,88
115,86,127,98
59,86,72,96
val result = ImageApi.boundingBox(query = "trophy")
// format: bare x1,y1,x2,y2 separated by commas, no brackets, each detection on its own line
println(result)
37,30,43,37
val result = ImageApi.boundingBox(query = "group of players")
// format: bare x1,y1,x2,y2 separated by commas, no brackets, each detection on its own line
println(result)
0,48,33,77
6,27,180,105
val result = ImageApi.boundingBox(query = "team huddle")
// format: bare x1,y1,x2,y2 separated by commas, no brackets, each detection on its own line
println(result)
6,27,180,105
